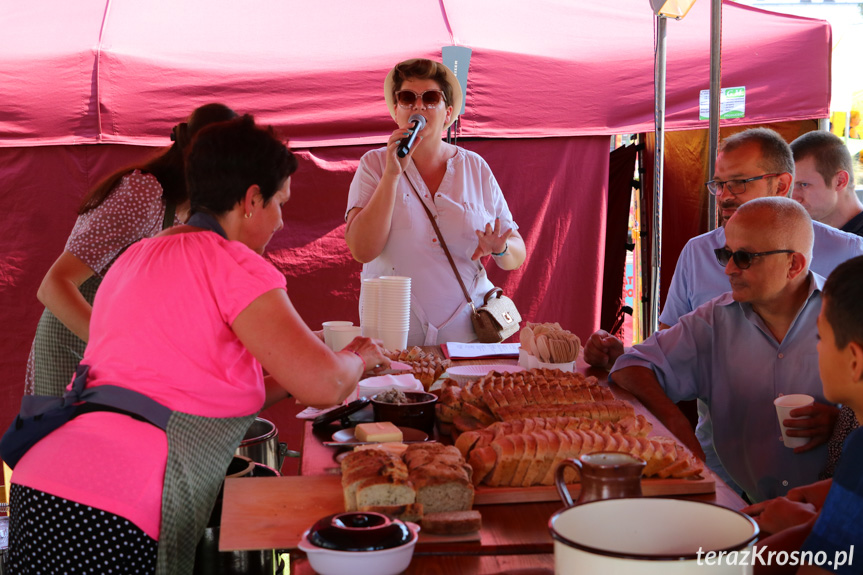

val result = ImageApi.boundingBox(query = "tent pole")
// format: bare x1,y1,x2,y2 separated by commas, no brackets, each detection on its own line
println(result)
650,14,668,335
708,0,722,231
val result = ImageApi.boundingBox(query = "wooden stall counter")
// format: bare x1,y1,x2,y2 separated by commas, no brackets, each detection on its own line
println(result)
219,348,747,568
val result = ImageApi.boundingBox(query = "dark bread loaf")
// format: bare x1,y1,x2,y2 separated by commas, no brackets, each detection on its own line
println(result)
422,510,482,535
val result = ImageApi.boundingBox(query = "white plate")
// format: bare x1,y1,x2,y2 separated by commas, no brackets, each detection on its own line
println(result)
446,364,525,386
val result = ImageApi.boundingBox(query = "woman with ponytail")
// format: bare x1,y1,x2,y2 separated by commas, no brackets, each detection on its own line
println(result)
25,103,237,397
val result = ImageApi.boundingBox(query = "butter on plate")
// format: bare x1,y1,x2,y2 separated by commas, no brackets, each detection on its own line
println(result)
354,421,403,443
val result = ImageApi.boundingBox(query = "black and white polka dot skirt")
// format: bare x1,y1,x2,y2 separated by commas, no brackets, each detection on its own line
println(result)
7,484,158,574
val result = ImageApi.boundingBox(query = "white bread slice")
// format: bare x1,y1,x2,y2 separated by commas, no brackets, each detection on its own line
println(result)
355,477,416,509
511,432,537,487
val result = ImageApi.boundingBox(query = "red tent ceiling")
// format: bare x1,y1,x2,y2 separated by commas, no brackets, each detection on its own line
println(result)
1,0,830,148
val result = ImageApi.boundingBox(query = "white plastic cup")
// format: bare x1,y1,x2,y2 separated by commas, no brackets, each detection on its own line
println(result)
774,394,814,448
360,279,381,339
329,325,362,352
322,321,354,350
378,328,409,351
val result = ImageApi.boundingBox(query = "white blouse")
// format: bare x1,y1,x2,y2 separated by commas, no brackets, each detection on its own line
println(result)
347,147,518,345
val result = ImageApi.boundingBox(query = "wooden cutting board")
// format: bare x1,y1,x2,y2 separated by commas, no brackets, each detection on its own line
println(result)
220,475,343,551
219,475,479,551
474,475,714,505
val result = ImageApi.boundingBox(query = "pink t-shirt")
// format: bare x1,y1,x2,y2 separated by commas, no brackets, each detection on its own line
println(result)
13,231,286,539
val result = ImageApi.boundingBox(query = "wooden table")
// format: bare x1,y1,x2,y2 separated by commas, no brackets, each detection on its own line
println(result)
220,351,747,574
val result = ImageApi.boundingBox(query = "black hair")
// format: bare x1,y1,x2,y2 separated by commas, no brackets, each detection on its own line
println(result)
186,115,298,216
822,255,863,349
78,103,237,214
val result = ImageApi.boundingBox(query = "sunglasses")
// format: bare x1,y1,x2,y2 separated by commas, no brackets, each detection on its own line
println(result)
713,247,795,269
395,89,445,109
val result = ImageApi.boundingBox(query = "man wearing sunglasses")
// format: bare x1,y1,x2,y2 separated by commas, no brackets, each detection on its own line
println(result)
610,197,833,504
586,128,863,491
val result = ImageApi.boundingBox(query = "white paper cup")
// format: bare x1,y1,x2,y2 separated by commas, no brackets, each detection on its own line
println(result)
774,394,814,448
360,279,381,339
322,321,353,349
379,328,409,351
329,325,362,352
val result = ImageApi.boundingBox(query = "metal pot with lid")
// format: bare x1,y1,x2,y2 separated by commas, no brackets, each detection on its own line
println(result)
236,417,299,472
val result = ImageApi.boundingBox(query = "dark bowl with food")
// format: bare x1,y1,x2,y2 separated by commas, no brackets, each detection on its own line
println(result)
370,390,438,435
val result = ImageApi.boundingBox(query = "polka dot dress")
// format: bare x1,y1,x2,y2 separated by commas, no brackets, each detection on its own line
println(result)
8,484,158,573
24,169,176,397
66,169,176,276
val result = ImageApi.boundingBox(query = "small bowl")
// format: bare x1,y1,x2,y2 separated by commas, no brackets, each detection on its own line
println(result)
298,514,420,575
446,364,525,387
371,391,437,435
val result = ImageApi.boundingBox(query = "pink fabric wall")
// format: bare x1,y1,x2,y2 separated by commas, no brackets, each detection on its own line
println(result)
0,137,609,432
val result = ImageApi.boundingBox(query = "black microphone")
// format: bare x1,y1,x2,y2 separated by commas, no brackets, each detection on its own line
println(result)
397,114,427,158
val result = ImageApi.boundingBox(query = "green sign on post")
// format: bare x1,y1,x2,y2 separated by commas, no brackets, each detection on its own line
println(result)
699,86,746,120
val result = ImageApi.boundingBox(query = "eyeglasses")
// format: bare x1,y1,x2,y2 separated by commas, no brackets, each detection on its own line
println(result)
705,173,783,196
713,247,795,269
395,89,445,109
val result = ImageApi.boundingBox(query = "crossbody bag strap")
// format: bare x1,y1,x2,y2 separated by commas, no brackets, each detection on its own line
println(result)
402,172,476,314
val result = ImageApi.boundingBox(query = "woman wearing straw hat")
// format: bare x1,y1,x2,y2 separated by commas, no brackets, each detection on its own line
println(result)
345,58,526,347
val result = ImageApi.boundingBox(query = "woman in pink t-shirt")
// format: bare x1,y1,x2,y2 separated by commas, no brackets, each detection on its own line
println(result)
8,116,390,573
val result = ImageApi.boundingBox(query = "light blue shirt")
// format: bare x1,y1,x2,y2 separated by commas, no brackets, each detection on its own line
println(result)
655,221,863,490
659,220,863,326
612,274,829,503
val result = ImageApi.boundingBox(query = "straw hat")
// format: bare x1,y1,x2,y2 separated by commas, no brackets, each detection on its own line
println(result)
384,59,464,130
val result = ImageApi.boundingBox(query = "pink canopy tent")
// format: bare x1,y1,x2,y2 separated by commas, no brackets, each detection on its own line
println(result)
0,0,829,435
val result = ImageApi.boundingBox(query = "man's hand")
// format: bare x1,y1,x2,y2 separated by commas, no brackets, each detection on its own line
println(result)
783,402,840,453
584,330,624,370
742,496,817,536
786,478,832,511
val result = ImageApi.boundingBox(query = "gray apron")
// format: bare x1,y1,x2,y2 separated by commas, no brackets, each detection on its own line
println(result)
157,411,257,575
30,275,101,397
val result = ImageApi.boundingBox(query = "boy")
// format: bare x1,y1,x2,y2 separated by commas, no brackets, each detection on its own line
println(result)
749,255,863,574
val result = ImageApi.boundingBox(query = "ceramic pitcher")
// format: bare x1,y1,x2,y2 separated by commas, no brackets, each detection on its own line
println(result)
554,452,646,506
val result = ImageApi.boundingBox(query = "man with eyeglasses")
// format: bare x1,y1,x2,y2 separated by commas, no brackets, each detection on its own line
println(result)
610,197,833,503
585,128,863,492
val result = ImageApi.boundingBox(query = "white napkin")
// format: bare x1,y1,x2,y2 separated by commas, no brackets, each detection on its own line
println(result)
296,403,349,420
295,374,423,419
359,374,423,397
